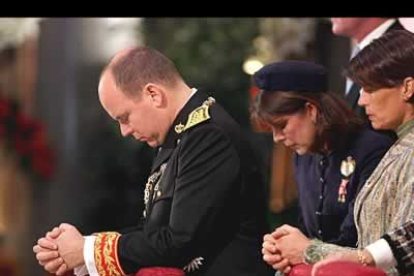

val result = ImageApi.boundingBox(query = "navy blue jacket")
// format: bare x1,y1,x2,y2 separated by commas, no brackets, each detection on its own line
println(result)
295,129,394,247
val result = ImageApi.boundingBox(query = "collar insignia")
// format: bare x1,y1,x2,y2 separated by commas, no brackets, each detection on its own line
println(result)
174,97,215,134
174,123,185,134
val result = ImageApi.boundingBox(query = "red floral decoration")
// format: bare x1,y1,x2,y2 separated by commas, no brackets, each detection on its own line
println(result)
0,95,54,180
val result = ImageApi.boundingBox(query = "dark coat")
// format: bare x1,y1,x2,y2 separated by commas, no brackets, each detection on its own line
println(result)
295,129,394,246
118,91,272,276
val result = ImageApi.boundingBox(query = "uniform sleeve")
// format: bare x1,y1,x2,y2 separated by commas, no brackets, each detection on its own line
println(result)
328,136,392,246
118,218,144,234
92,125,241,275
92,232,125,276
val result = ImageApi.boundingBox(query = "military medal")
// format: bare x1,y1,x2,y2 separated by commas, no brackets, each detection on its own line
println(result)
338,179,348,203
143,164,167,217
338,156,356,203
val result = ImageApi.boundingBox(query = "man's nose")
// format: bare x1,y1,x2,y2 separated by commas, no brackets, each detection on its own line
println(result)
120,124,133,137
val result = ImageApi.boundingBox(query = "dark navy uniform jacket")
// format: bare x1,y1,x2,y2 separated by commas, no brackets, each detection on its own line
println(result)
295,129,394,247
118,91,272,276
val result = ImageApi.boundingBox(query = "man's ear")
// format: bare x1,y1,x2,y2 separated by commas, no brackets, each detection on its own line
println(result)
402,77,414,101
143,83,165,107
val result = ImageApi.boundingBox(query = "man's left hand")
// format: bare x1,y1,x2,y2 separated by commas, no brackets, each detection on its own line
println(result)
54,223,85,271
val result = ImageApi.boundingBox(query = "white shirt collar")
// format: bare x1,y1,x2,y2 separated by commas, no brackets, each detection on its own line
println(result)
358,19,396,50
189,87,197,98
180,88,198,107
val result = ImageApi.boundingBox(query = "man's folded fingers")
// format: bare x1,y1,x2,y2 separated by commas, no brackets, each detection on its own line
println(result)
44,258,64,273
36,251,60,262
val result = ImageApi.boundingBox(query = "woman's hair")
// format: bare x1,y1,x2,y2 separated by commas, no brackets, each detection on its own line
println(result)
345,30,414,92
252,90,364,152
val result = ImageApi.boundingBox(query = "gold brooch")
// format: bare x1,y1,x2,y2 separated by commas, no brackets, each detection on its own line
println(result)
340,156,356,178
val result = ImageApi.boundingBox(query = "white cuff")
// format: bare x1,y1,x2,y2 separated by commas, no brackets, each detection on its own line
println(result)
84,235,100,276
365,238,397,270
74,265,89,276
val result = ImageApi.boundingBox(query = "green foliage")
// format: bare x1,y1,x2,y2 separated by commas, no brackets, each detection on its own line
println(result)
141,18,260,127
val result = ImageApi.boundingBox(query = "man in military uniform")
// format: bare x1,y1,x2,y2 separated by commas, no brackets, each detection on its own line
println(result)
33,46,272,276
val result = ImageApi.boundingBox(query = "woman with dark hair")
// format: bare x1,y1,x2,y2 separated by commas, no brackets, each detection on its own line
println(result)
254,61,393,274
269,30,414,276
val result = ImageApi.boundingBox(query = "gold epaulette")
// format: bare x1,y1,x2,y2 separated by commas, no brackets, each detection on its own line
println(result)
175,97,215,134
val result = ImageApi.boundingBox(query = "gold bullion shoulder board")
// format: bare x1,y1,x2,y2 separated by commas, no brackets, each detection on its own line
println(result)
175,97,215,134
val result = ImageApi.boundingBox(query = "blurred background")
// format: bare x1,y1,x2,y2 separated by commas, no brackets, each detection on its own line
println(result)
0,17,411,276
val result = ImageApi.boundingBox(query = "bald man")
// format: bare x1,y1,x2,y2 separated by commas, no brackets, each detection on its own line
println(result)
33,46,272,276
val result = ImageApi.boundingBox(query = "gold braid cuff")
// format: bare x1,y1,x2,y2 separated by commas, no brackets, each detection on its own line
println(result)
94,232,125,276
